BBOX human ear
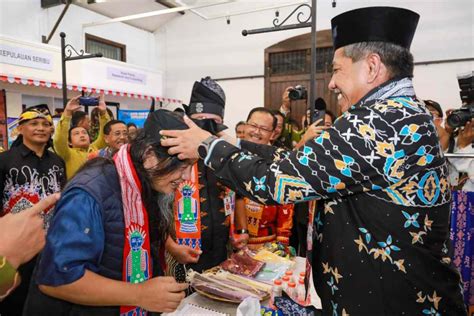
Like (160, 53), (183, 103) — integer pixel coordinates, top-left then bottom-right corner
(366, 53), (382, 83)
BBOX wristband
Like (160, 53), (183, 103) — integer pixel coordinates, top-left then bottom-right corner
(235, 229), (249, 235)
(0, 256), (21, 300)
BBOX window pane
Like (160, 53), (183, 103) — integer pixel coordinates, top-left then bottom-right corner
(270, 50), (308, 75)
(269, 47), (334, 75)
(86, 38), (123, 62)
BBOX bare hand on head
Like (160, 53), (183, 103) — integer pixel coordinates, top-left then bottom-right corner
(457, 118), (474, 149)
(0, 193), (60, 268)
(135, 276), (187, 313)
(160, 116), (212, 160)
(64, 95), (82, 117)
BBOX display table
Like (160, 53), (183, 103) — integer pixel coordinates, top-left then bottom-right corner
(165, 256), (321, 316)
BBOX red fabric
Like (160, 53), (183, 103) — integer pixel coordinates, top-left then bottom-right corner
(244, 198), (294, 245)
(114, 145), (151, 316)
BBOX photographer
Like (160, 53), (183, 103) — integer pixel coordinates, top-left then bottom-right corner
(53, 94), (110, 179)
(278, 86), (312, 149)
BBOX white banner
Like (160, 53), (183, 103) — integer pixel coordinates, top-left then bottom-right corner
(107, 66), (147, 85)
(0, 44), (53, 71)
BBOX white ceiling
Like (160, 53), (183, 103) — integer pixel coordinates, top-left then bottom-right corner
(74, 0), (180, 32)
(74, 0), (309, 32)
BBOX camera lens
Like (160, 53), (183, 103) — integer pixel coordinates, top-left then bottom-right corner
(447, 110), (470, 128)
(289, 89), (300, 100)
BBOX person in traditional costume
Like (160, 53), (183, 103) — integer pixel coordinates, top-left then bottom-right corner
(165, 77), (248, 282)
(234, 107), (294, 248)
(24, 109), (191, 315)
(0, 104), (66, 315)
(161, 7), (467, 315)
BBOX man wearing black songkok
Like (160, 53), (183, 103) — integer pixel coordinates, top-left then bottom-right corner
(162, 7), (467, 315)
(165, 77), (248, 282)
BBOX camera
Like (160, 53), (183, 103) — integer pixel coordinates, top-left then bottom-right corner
(288, 85), (307, 101)
(447, 104), (474, 128)
(447, 72), (474, 128)
(79, 96), (99, 106)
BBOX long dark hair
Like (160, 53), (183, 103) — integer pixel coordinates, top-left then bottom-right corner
(74, 129), (186, 247)
(129, 129), (186, 245)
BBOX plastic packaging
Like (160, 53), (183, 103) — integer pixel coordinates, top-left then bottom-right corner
(281, 276), (290, 292)
(285, 270), (294, 283)
(253, 262), (291, 283)
(287, 282), (296, 300)
(297, 278), (306, 304)
(269, 279), (283, 310)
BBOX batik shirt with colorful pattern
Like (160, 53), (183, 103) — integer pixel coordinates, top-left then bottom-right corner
(205, 77), (466, 315)
(0, 143), (66, 227)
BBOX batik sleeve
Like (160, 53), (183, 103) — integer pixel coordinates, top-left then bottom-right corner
(205, 105), (402, 205)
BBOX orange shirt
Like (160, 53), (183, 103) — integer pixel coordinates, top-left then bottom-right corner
(244, 197), (294, 246)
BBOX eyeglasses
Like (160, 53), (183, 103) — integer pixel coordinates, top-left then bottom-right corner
(111, 131), (128, 137)
(246, 122), (273, 134)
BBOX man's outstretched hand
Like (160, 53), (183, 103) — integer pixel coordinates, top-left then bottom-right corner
(160, 116), (211, 160)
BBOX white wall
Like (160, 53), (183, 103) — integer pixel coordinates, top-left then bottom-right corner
(157, 0), (474, 121)
(218, 77), (264, 135)
(0, 0), (156, 69)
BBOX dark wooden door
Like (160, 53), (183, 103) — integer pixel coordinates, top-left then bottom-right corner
(264, 30), (338, 125)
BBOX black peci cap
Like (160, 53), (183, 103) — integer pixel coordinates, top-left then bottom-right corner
(143, 109), (188, 143)
(331, 7), (420, 50)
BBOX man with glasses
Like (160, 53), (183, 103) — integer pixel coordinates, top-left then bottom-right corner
(244, 107), (276, 145)
(0, 104), (66, 315)
(235, 107), (294, 248)
(89, 120), (128, 159)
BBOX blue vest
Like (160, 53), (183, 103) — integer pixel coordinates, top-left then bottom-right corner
(24, 161), (160, 316)
(66, 162), (124, 281)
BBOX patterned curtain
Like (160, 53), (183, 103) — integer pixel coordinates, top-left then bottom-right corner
(450, 190), (474, 306)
